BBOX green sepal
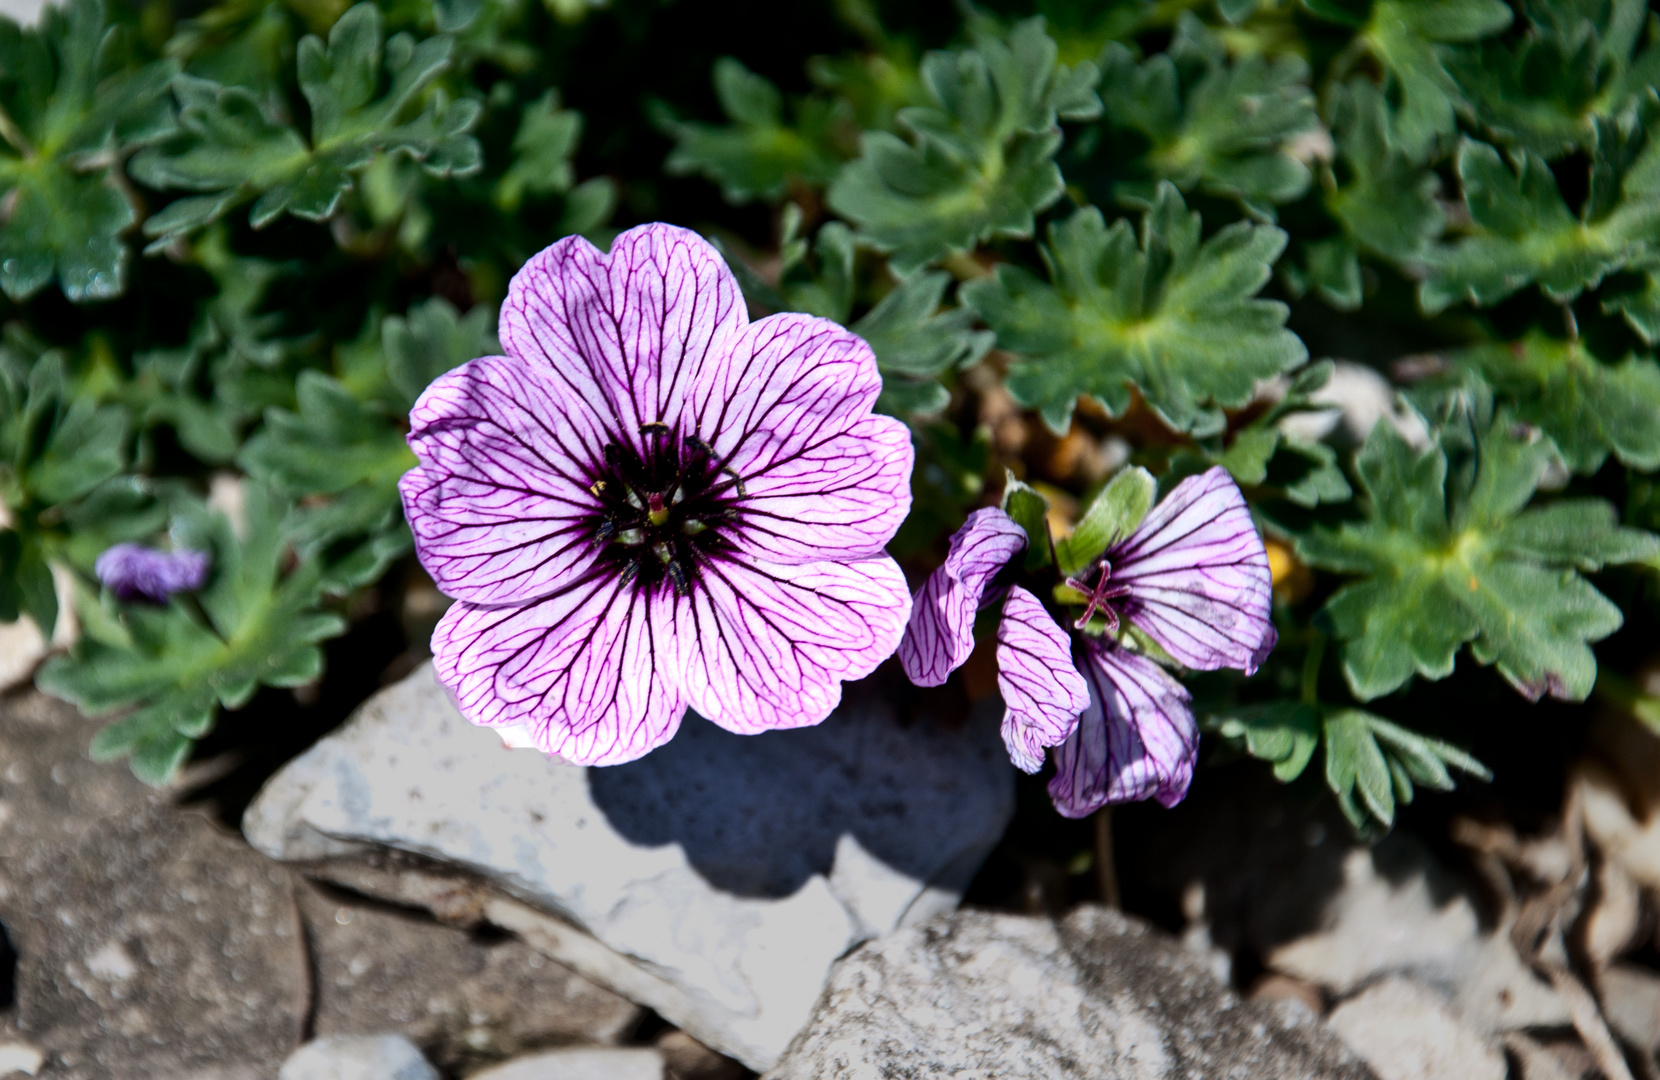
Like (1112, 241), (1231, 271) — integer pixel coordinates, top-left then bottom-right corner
(1055, 465), (1154, 576)
(1001, 470), (1052, 571)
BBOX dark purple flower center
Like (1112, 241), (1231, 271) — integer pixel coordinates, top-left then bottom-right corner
(585, 422), (743, 596)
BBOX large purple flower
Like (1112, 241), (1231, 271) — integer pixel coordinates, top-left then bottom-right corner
(899, 466), (1274, 814)
(95, 543), (211, 603)
(399, 224), (914, 766)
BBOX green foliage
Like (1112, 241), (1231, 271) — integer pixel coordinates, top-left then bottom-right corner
(1170, 360), (1353, 508)
(0, 0), (1653, 828)
(663, 58), (846, 204)
(1095, 14), (1319, 220)
(964, 184), (1305, 436)
(1297, 400), (1658, 703)
(1323, 79), (1445, 264)
(1448, 0), (1660, 157)
(1449, 334), (1660, 474)
(130, 2), (481, 246)
(1002, 469), (1053, 572)
(1304, 0), (1513, 159)
(37, 484), (361, 784)
(827, 17), (1101, 273)
(0, 0), (177, 301)
(1421, 124), (1660, 313)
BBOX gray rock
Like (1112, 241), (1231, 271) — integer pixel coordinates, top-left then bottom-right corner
(244, 664), (1013, 1071)
(765, 906), (1373, 1080)
(0, 691), (306, 1080)
(277, 1035), (436, 1080)
(467, 1047), (664, 1080)
(298, 880), (641, 1073)
(1325, 978), (1506, 1080)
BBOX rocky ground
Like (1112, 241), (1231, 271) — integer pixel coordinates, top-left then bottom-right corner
(2, 666), (1659, 1079)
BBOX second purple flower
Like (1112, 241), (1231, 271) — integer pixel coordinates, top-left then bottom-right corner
(898, 465), (1276, 816)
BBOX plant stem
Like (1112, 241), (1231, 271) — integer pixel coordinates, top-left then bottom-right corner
(1094, 807), (1120, 908)
(1301, 629), (1326, 705)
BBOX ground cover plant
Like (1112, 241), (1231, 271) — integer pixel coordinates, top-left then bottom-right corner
(3, 0), (1659, 857)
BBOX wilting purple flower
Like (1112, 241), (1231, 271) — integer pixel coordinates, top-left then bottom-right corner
(399, 223), (914, 766)
(95, 543), (211, 603)
(899, 465), (1274, 814)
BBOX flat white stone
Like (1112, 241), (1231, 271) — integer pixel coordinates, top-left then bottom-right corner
(277, 1035), (437, 1080)
(468, 1047), (664, 1080)
(245, 664), (1013, 1071)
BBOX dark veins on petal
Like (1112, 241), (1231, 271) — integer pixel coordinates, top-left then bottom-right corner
(587, 422), (744, 596)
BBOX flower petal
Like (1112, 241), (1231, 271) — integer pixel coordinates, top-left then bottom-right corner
(668, 553), (911, 735)
(1110, 466), (1277, 674)
(402, 353), (611, 606)
(995, 585), (1088, 773)
(432, 571), (687, 766)
(897, 507), (1028, 687)
(1048, 640), (1197, 817)
(499, 222), (747, 458)
(681, 312), (912, 562)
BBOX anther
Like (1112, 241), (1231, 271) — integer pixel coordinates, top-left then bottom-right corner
(721, 466), (747, 498)
(589, 480), (607, 496)
(639, 421), (670, 436)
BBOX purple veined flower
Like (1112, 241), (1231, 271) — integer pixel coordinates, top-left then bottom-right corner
(399, 222), (915, 766)
(94, 543), (211, 603)
(898, 465), (1275, 815)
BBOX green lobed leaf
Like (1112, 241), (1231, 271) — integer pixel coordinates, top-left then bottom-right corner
(857, 271), (992, 416)
(1096, 13), (1319, 221)
(664, 57), (847, 204)
(826, 17), (1101, 274)
(1215, 700), (1321, 782)
(1323, 79), (1445, 264)
(1323, 707), (1488, 830)
(1296, 406), (1659, 703)
(131, 3), (481, 246)
(964, 185), (1306, 436)
(1421, 121), (1660, 312)
(1451, 333), (1660, 474)
(1447, 0), (1660, 158)
(382, 296), (498, 410)
(0, 0), (178, 301)
(1305, 0), (1513, 160)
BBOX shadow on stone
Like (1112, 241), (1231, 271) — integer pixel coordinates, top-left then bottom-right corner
(589, 706), (1004, 899)
(0, 919), (15, 1011)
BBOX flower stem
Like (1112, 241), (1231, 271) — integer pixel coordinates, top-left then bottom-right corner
(1094, 807), (1119, 908)
(1300, 630), (1326, 706)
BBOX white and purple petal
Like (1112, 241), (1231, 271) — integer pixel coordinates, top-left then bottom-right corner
(897, 507), (1027, 687)
(1109, 466), (1277, 674)
(1048, 640), (1198, 816)
(668, 553), (911, 735)
(401, 353), (605, 606)
(688, 312), (913, 563)
(432, 572), (686, 766)
(499, 223), (747, 458)
(995, 585), (1089, 773)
